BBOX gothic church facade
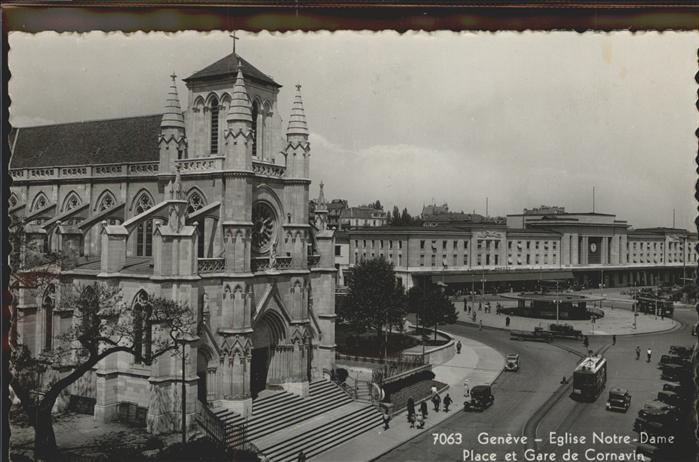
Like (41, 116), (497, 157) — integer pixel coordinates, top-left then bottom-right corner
(9, 53), (336, 433)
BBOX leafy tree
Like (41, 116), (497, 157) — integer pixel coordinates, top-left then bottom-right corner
(8, 213), (195, 458)
(339, 257), (405, 344)
(406, 281), (458, 340)
(373, 200), (383, 210)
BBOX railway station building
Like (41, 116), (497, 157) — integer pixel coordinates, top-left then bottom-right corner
(343, 210), (697, 292)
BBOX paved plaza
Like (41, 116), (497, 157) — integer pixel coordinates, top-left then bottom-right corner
(313, 334), (505, 461)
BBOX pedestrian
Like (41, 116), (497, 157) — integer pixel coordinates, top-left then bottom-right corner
(408, 412), (416, 428)
(443, 394), (453, 412)
(583, 336), (589, 349)
(420, 400), (428, 419)
(432, 393), (441, 412)
(647, 348), (652, 363)
(382, 408), (391, 430)
(505, 316), (511, 327)
(560, 376), (568, 384)
(472, 312), (477, 322)
(479, 320), (483, 331)
(478, 302), (482, 311)
(407, 397), (415, 420)
(635, 346), (641, 360)
(612, 335), (616, 346)
(416, 412), (425, 429)
(467, 304), (471, 314)
(297, 451), (306, 462)
(456, 340), (462, 354)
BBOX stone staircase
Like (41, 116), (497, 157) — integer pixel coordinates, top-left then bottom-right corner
(211, 380), (382, 459)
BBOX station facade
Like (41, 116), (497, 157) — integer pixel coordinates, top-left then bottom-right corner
(9, 53), (336, 433)
(343, 211), (697, 291)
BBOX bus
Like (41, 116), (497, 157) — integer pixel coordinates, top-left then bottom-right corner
(634, 296), (674, 318)
(572, 355), (607, 401)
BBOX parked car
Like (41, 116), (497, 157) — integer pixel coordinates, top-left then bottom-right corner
(662, 382), (685, 395)
(660, 364), (691, 383)
(464, 385), (494, 412)
(637, 401), (680, 427)
(635, 443), (668, 462)
(606, 388), (631, 412)
(668, 345), (693, 357)
(658, 354), (690, 368)
(505, 354), (520, 372)
(656, 390), (685, 407)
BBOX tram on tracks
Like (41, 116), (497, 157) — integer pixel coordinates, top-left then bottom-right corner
(571, 355), (607, 401)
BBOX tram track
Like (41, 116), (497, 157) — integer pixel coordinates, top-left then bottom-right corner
(521, 342), (613, 450)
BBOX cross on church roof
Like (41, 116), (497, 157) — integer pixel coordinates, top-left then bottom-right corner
(170, 72), (177, 81)
(296, 83), (302, 91)
(230, 32), (239, 55)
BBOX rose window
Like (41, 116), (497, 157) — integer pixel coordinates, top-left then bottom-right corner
(251, 202), (277, 253)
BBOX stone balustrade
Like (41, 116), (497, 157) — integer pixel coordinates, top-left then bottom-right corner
(10, 161), (160, 182)
(197, 258), (225, 274)
(252, 160), (286, 178)
(251, 256), (292, 273)
(175, 156), (223, 173)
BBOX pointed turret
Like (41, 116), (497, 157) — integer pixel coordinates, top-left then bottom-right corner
(287, 84), (309, 138)
(317, 181), (327, 206)
(159, 73), (187, 174)
(227, 62), (253, 124)
(161, 73), (185, 130)
(314, 181), (328, 231)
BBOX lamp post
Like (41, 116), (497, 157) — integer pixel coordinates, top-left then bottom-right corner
(181, 340), (187, 445)
(555, 280), (560, 322)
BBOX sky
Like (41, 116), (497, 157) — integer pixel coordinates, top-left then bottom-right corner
(8, 31), (698, 230)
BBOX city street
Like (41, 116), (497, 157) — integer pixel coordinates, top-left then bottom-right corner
(376, 306), (695, 462)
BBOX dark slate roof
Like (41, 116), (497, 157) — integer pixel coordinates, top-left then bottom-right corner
(10, 114), (161, 168)
(184, 53), (281, 88)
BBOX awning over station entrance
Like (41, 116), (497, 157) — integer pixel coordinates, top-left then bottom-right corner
(427, 270), (574, 284)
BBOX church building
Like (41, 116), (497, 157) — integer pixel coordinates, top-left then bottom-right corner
(9, 51), (337, 434)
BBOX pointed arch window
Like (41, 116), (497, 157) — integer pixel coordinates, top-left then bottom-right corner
(134, 192), (154, 257)
(31, 192), (49, 212)
(251, 100), (259, 157)
(210, 97), (219, 154)
(43, 284), (56, 351)
(62, 191), (82, 212)
(187, 190), (206, 258)
(132, 291), (152, 364)
(96, 191), (116, 212)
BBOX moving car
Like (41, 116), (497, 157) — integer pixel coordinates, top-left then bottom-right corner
(606, 388), (631, 412)
(464, 385), (494, 412)
(505, 354), (520, 372)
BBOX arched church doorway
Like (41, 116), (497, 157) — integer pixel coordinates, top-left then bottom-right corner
(250, 311), (286, 398)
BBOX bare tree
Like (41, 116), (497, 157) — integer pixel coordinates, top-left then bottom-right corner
(8, 214), (195, 458)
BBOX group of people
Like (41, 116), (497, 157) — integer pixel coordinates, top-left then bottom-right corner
(405, 391), (453, 429)
(635, 346), (652, 362)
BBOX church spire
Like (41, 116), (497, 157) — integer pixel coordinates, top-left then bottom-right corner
(161, 72), (185, 130)
(287, 83), (309, 137)
(318, 181), (326, 206)
(227, 62), (253, 124)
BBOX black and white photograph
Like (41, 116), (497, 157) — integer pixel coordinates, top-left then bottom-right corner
(6, 30), (699, 462)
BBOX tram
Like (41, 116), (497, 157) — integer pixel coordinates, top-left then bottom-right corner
(571, 355), (607, 401)
(634, 296), (674, 318)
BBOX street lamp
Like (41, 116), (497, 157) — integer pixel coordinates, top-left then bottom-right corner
(555, 280), (560, 322)
(181, 341), (187, 445)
